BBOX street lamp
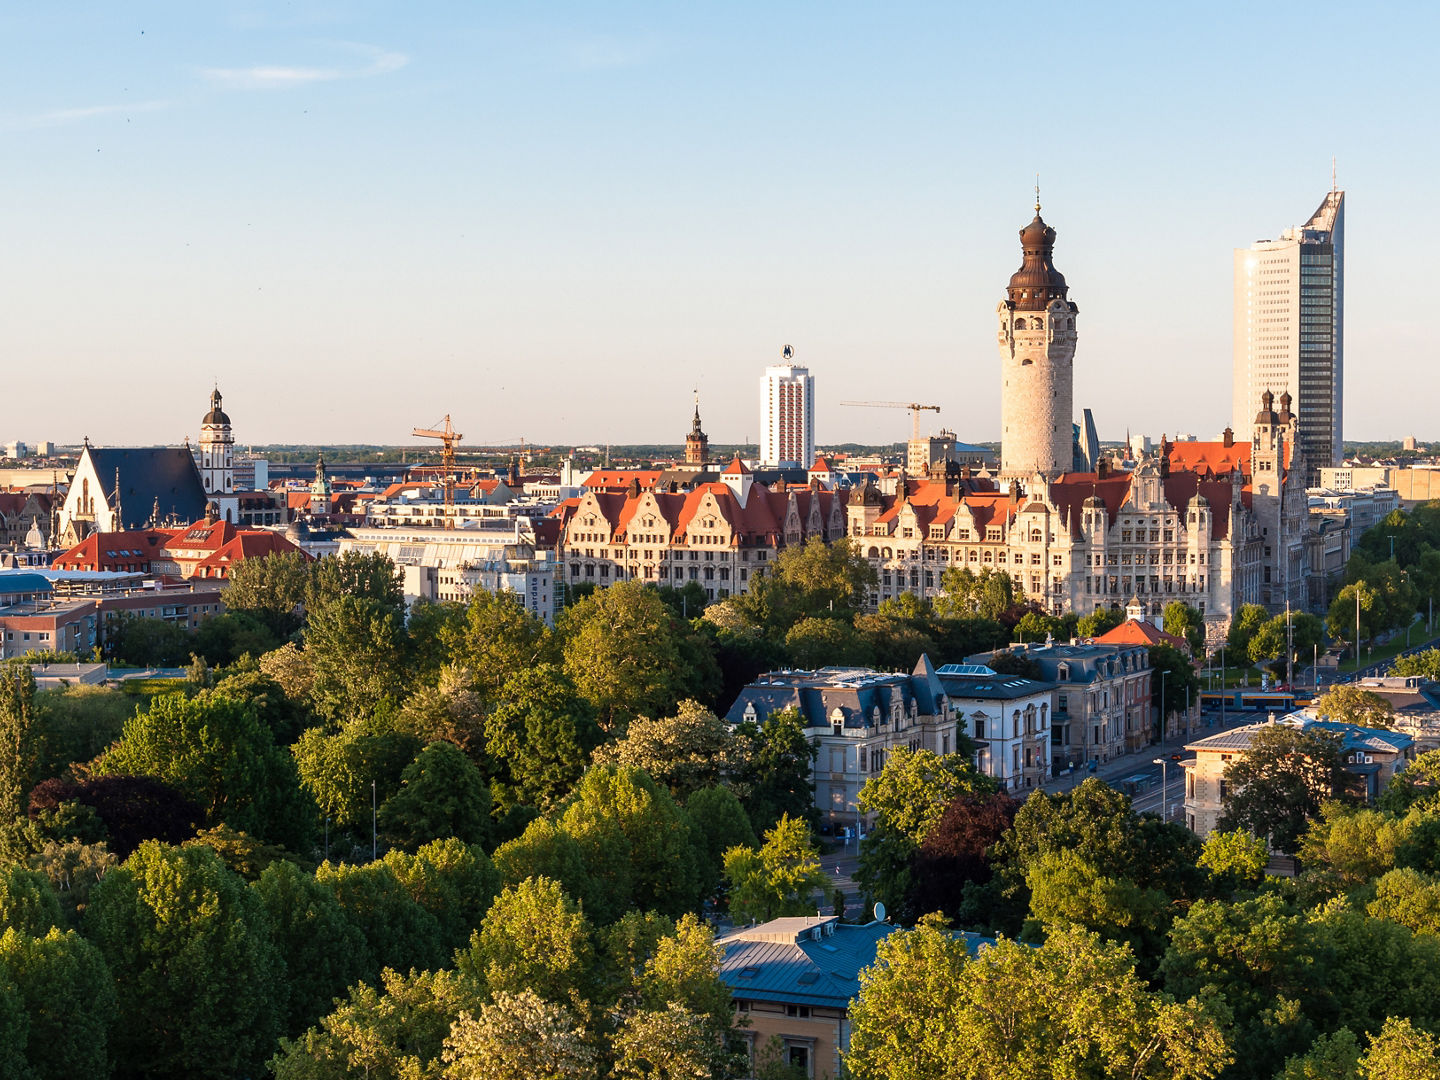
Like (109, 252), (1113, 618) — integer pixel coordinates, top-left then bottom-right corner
(1158, 669), (1168, 742)
(1152, 757), (1169, 821)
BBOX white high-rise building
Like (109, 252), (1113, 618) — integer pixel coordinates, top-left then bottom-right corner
(759, 347), (814, 468)
(1233, 189), (1345, 484)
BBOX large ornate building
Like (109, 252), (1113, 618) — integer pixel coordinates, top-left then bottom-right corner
(847, 392), (1306, 630)
(551, 456), (848, 603)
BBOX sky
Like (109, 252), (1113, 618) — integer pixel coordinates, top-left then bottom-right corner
(1, 2), (1436, 450)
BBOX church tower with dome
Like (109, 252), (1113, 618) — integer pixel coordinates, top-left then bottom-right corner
(997, 197), (1079, 479)
(198, 388), (239, 523)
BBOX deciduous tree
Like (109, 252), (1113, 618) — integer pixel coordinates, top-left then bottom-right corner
(378, 741), (492, 851)
(441, 991), (599, 1080)
(1216, 724), (1349, 853)
(594, 699), (743, 800)
(0, 925), (118, 1080)
(84, 841), (282, 1079)
(724, 813), (828, 923)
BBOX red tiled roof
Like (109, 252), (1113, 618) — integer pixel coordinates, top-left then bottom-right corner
(1095, 618), (1190, 653)
(721, 456), (751, 476)
(583, 470), (664, 490)
(53, 529), (179, 572)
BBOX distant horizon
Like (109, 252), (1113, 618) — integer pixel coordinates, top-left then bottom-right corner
(3, 5), (1435, 447)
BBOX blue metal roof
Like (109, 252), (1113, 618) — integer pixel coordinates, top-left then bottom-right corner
(0, 572), (53, 595)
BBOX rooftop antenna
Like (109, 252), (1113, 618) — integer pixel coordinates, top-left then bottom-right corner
(1331, 156), (1337, 194)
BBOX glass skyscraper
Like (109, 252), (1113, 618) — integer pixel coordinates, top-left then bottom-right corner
(1232, 189), (1345, 484)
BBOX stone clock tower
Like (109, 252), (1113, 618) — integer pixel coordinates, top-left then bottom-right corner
(998, 201), (1078, 478)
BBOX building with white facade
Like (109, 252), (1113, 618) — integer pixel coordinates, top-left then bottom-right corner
(338, 522), (556, 624)
(1233, 189), (1345, 483)
(935, 663), (1054, 791)
(760, 347), (814, 469)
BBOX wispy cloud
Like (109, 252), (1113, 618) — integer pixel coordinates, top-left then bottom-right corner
(199, 42), (408, 90)
(0, 99), (170, 132)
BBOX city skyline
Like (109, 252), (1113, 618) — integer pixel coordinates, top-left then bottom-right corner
(2, 3), (1436, 446)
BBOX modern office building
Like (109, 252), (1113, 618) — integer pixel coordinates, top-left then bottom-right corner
(760, 346), (814, 468)
(1233, 189), (1345, 483)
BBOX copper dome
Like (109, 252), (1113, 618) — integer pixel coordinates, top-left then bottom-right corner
(1006, 212), (1068, 312)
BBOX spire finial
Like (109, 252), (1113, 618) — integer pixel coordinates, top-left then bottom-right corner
(1035, 174), (1041, 215)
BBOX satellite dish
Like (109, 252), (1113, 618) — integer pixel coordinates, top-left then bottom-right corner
(873, 901), (887, 923)
(782, 344), (794, 360)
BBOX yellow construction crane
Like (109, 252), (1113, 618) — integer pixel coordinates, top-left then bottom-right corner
(839, 400), (942, 441)
(412, 415), (464, 527)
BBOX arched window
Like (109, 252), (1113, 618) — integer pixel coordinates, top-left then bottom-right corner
(1014, 317), (1027, 330)
(1057, 663), (1070, 681)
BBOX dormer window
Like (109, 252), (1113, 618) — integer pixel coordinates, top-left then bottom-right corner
(1057, 663), (1070, 681)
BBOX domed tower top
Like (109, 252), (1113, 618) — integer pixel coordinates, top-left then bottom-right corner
(203, 387), (230, 427)
(1255, 389), (1278, 426)
(1006, 197), (1069, 312)
(685, 392), (709, 466)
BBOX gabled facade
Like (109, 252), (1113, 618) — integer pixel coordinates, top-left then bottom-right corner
(552, 462), (848, 603)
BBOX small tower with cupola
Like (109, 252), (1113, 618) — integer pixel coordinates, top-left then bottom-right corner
(199, 388), (235, 498)
(685, 395), (709, 466)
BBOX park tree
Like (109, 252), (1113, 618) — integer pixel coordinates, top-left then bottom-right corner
(291, 715), (420, 827)
(381, 838), (500, 956)
(731, 707), (816, 835)
(442, 589), (556, 702)
(1362, 1016), (1440, 1079)
(611, 1003), (745, 1080)
(1217, 724), (1349, 852)
(1228, 603), (1272, 660)
(0, 925), (118, 1080)
(457, 875), (595, 1010)
(377, 741), (492, 851)
(222, 549), (313, 637)
(988, 648), (1044, 679)
(0, 866), (61, 936)
(211, 668), (314, 747)
(30, 683), (133, 782)
(736, 536), (876, 633)
(25, 839), (114, 923)
(271, 967), (474, 1080)
(1077, 605), (1125, 638)
(594, 699), (744, 800)
(252, 858), (369, 1037)
(1393, 647), (1440, 682)
(684, 785), (757, 902)
(1381, 749), (1440, 814)
(907, 790), (1021, 923)
(847, 921), (1230, 1080)
(935, 565), (1019, 621)
(84, 841), (282, 1078)
(1197, 828), (1270, 891)
(724, 813), (829, 923)
(304, 590), (410, 723)
(1161, 894), (1327, 1080)
(1249, 612), (1326, 678)
(485, 663), (600, 813)
(1162, 601), (1206, 654)
(1315, 685), (1396, 728)
(1367, 868), (1440, 937)
(91, 689), (314, 850)
(1023, 847), (1171, 962)
(190, 611), (282, 667)
(396, 664), (488, 758)
(28, 774), (201, 859)
(441, 991), (599, 1080)
(635, 913), (733, 1027)
(1014, 609), (1064, 644)
(989, 778), (1205, 933)
(856, 612), (940, 672)
(0, 665), (38, 857)
(491, 819), (595, 910)
(560, 581), (719, 729)
(784, 615), (876, 668)
(314, 860), (445, 986)
(856, 748), (996, 915)
(559, 764), (700, 922)
(103, 613), (192, 666)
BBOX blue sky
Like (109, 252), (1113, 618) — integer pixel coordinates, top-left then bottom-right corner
(1, 2), (1433, 448)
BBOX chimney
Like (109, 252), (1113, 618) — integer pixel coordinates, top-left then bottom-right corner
(1097, 458), (1110, 479)
(1223, 426), (1234, 448)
